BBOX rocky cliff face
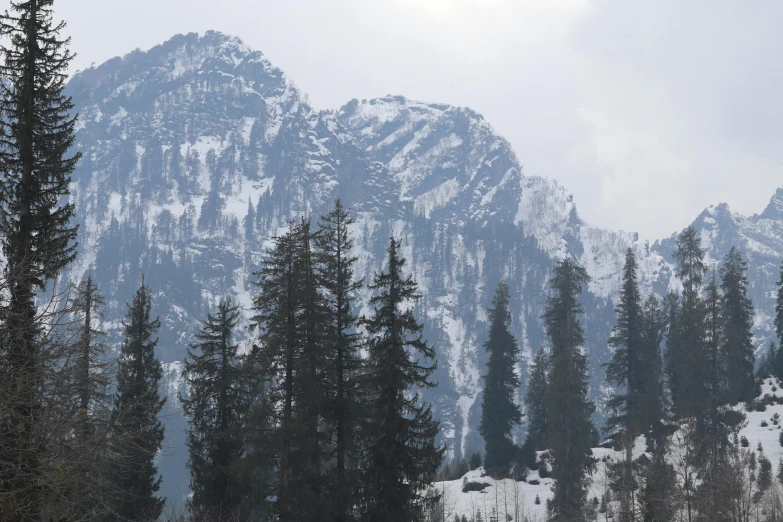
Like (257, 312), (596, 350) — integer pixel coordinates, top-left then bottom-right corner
(63, 31), (783, 503)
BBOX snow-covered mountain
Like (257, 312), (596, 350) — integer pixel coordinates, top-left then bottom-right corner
(63, 31), (783, 503)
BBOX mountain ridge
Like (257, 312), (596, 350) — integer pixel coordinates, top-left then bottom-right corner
(63, 30), (783, 504)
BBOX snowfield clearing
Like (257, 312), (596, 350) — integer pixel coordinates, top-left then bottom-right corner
(433, 377), (783, 522)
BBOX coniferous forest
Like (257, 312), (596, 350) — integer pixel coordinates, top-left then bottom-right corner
(6, 2), (783, 522)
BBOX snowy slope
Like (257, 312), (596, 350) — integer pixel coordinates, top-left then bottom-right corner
(436, 378), (783, 522)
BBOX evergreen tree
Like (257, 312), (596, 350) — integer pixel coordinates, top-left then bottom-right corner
(72, 276), (110, 445)
(479, 281), (522, 477)
(669, 227), (708, 419)
(106, 280), (166, 521)
(638, 295), (666, 444)
(639, 443), (677, 522)
(758, 342), (777, 379)
(544, 259), (595, 521)
(71, 276), (112, 518)
(361, 237), (444, 522)
(695, 268), (746, 515)
(700, 270), (725, 469)
(662, 291), (680, 414)
(297, 219), (328, 517)
(605, 248), (645, 438)
(315, 200), (365, 522)
(0, 1), (79, 518)
(181, 298), (248, 518)
(777, 260), (783, 344)
(249, 220), (327, 521)
(774, 261), (783, 382)
(720, 247), (755, 404)
(244, 198), (255, 243)
(524, 348), (550, 453)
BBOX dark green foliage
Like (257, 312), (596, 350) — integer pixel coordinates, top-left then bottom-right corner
(0, 0), (79, 288)
(249, 219), (328, 522)
(543, 259), (595, 521)
(701, 271), (723, 451)
(639, 295), (666, 445)
(523, 348), (549, 463)
(70, 276), (112, 519)
(758, 342), (778, 379)
(667, 227), (708, 419)
(315, 200), (365, 521)
(774, 263), (783, 383)
(462, 481), (491, 493)
(469, 451), (483, 471)
(639, 446), (677, 522)
(759, 453), (773, 493)
(777, 261), (783, 344)
(72, 276), (111, 444)
(0, 1), (79, 518)
(244, 199), (255, 242)
(106, 281), (166, 521)
(361, 237), (444, 522)
(479, 281), (522, 477)
(720, 247), (756, 404)
(774, 343), (783, 384)
(605, 256), (668, 522)
(181, 298), (248, 518)
(605, 249), (645, 438)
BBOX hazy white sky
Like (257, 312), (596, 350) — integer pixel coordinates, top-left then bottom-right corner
(53, 0), (783, 239)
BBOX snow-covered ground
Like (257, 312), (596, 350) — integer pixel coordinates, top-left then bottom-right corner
(433, 377), (783, 521)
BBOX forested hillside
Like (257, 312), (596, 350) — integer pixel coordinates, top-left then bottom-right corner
(4, 3), (783, 520)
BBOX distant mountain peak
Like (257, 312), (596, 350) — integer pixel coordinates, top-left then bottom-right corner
(760, 187), (783, 220)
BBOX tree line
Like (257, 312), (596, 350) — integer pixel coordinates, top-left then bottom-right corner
(477, 226), (783, 521)
(0, 2), (446, 521)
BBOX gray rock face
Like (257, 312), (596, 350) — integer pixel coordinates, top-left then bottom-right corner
(64, 31), (783, 503)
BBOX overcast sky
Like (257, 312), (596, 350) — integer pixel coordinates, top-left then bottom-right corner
(54, 0), (783, 239)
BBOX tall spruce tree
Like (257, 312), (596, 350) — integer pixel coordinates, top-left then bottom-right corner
(694, 269), (745, 517)
(249, 220), (327, 522)
(700, 270), (724, 467)
(106, 280), (166, 521)
(182, 297), (248, 518)
(524, 348), (549, 453)
(774, 261), (783, 383)
(244, 199), (255, 243)
(479, 281), (522, 477)
(544, 259), (595, 521)
(758, 342), (777, 379)
(605, 248), (645, 438)
(638, 294), (665, 444)
(297, 219), (327, 516)
(72, 276), (110, 445)
(669, 226), (708, 419)
(720, 247), (755, 404)
(361, 237), (444, 522)
(315, 199), (365, 522)
(662, 291), (680, 415)
(777, 261), (783, 345)
(637, 297), (675, 522)
(0, 1), (79, 518)
(70, 276), (112, 520)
